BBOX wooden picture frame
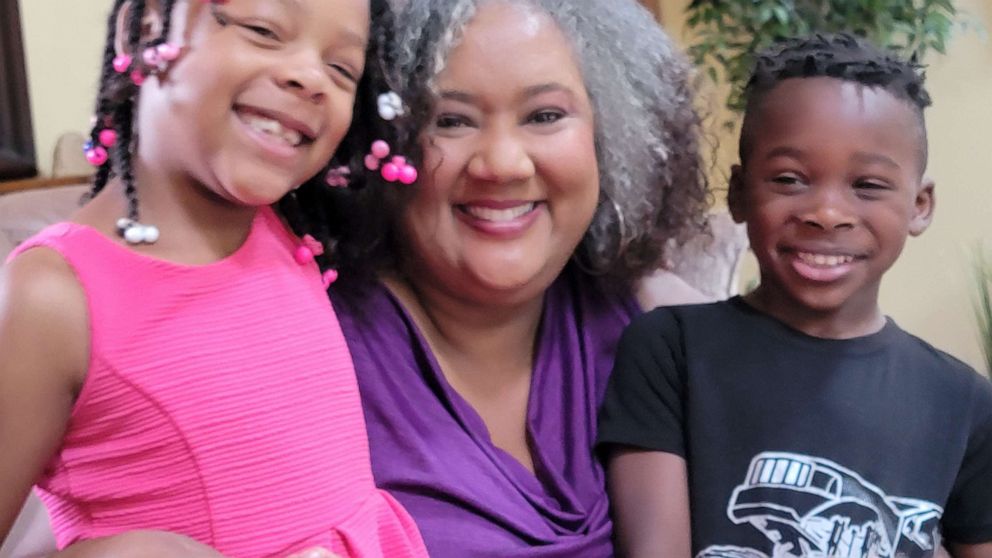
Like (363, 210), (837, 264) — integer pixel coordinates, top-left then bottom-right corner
(0, 1), (38, 180)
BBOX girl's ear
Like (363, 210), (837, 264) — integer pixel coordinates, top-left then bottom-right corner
(115, 0), (166, 56)
(728, 164), (747, 224)
(909, 178), (936, 237)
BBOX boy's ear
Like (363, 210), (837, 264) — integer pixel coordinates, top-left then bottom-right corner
(115, 0), (166, 57)
(728, 164), (746, 224)
(909, 178), (936, 237)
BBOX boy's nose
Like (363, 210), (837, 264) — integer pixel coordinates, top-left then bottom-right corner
(799, 190), (856, 231)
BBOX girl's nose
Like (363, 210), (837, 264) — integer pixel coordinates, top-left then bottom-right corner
(274, 51), (327, 104)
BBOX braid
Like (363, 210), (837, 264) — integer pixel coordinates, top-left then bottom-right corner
(88, 0), (177, 224)
(277, 0), (398, 272)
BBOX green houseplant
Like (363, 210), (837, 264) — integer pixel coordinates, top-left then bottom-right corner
(685, 0), (960, 113)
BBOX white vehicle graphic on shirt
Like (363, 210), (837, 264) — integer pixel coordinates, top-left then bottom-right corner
(696, 452), (943, 558)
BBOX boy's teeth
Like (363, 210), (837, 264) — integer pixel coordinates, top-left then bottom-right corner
(796, 252), (855, 267)
(464, 203), (535, 222)
(242, 112), (303, 147)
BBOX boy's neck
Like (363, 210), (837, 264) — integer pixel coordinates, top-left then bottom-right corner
(743, 286), (887, 340)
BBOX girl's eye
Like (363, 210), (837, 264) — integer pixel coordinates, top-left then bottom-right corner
(242, 24), (279, 41)
(529, 110), (564, 125)
(328, 64), (357, 83)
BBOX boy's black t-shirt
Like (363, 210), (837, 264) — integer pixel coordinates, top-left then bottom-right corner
(597, 297), (992, 557)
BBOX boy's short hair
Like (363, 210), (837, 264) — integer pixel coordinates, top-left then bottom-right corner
(739, 33), (932, 169)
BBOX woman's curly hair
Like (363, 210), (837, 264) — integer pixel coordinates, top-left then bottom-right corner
(330, 0), (710, 284)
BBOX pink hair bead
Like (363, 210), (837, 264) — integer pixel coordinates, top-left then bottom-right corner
(364, 154), (380, 171)
(85, 147), (109, 166)
(112, 54), (132, 73)
(294, 245), (315, 265)
(130, 70), (146, 86)
(381, 163), (400, 182)
(142, 47), (161, 67)
(371, 140), (390, 159)
(156, 43), (181, 62)
(398, 165), (418, 185)
(391, 156), (407, 166)
(322, 269), (339, 288)
(98, 129), (118, 148)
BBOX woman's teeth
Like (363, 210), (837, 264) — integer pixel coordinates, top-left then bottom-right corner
(241, 112), (303, 147)
(796, 252), (856, 267)
(463, 203), (535, 222)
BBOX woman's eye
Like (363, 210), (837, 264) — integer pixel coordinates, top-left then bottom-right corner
(435, 114), (470, 129)
(529, 110), (564, 125)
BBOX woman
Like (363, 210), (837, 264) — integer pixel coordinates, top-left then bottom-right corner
(3, 0), (709, 556)
(325, 0), (709, 555)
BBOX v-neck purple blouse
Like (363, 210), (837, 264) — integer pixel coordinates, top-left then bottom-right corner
(329, 265), (640, 557)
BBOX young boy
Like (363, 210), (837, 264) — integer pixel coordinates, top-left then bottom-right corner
(597, 34), (992, 558)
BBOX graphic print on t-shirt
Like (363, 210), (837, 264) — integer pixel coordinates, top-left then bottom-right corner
(696, 452), (942, 558)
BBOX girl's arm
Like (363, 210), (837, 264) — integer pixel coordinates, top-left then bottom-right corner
(0, 249), (88, 540)
(607, 447), (691, 558)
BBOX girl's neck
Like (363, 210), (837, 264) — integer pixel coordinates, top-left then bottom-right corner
(78, 170), (258, 266)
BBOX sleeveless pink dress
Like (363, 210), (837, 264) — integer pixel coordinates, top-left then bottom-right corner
(10, 207), (427, 558)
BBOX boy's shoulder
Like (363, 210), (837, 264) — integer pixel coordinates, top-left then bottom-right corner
(628, 297), (758, 340)
(891, 323), (992, 395)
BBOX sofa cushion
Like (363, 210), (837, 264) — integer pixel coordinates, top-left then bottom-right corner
(0, 184), (89, 261)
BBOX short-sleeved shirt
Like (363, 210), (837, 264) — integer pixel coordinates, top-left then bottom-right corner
(598, 297), (992, 557)
(330, 265), (640, 557)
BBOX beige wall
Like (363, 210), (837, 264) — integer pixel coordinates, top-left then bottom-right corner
(18, 0), (115, 175)
(659, 0), (992, 372)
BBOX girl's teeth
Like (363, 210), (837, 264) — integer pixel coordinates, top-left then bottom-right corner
(242, 113), (303, 147)
(464, 203), (535, 222)
(797, 252), (854, 267)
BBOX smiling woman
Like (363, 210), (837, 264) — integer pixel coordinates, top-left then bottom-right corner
(319, 0), (710, 555)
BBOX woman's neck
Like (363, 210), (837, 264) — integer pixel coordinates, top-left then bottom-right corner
(382, 273), (545, 382)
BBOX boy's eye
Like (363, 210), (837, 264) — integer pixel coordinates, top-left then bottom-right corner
(771, 174), (802, 186)
(855, 180), (889, 190)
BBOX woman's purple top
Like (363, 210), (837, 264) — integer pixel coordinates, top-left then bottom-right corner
(329, 265), (640, 557)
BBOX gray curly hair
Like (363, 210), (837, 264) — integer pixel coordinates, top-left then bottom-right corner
(333, 0), (709, 283)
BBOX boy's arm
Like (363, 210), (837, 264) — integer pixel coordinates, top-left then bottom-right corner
(0, 250), (87, 541)
(597, 309), (691, 556)
(607, 448), (690, 558)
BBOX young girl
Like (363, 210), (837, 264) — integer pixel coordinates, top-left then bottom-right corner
(0, 1), (427, 557)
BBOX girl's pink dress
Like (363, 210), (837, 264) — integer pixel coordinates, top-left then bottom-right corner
(10, 207), (427, 558)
